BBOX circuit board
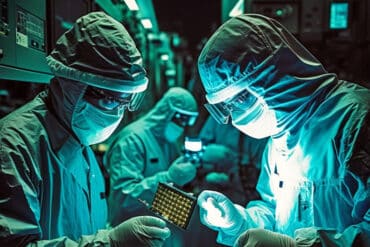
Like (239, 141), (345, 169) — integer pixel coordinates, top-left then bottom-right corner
(150, 182), (197, 229)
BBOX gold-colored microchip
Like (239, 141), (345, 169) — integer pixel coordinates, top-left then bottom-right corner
(149, 183), (196, 229)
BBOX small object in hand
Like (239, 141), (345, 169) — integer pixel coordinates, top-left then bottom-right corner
(144, 182), (197, 229)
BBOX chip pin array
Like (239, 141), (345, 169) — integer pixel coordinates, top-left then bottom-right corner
(150, 183), (196, 229)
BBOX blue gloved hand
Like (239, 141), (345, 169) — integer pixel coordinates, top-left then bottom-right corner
(205, 172), (229, 185)
(234, 228), (296, 247)
(167, 156), (197, 186)
(197, 190), (246, 234)
(109, 216), (171, 247)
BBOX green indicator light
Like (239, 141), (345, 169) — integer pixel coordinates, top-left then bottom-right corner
(61, 21), (73, 30)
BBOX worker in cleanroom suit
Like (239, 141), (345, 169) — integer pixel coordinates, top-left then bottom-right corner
(0, 12), (170, 246)
(196, 14), (370, 246)
(105, 87), (199, 225)
(104, 87), (198, 246)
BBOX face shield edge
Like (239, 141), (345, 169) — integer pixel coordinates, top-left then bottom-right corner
(205, 77), (251, 104)
(47, 56), (148, 93)
(203, 50), (279, 104)
(171, 105), (199, 117)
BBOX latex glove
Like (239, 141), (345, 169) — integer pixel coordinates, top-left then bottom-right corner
(197, 190), (245, 233)
(109, 216), (171, 247)
(205, 172), (229, 185)
(234, 228), (297, 247)
(202, 144), (238, 172)
(294, 227), (321, 246)
(167, 156), (197, 186)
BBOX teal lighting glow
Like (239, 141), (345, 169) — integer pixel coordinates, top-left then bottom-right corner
(61, 21), (73, 30)
(329, 2), (349, 29)
(160, 54), (169, 61)
(229, 0), (245, 17)
(124, 0), (139, 11)
(140, 19), (153, 29)
(276, 9), (283, 17)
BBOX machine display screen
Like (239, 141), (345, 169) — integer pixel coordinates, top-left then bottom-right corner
(329, 2), (349, 29)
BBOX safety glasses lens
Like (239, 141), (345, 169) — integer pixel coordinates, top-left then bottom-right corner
(172, 112), (197, 127)
(84, 86), (144, 111)
(127, 92), (145, 112)
(224, 90), (257, 111)
(204, 103), (230, 124)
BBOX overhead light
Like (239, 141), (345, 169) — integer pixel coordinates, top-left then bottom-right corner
(141, 19), (153, 29)
(124, 0), (139, 11)
(160, 54), (169, 61)
(229, 0), (244, 17)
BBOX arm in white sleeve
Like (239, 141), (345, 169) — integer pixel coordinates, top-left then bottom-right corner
(215, 146), (277, 245)
(303, 113), (370, 247)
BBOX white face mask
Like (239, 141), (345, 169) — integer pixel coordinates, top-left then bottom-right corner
(72, 100), (124, 145)
(232, 99), (278, 139)
(164, 121), (184, 143)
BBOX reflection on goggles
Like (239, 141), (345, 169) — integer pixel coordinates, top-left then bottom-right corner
(204, 90), (258, 124)
(84, 86), (145, 111)
(171, 112), (197, 127)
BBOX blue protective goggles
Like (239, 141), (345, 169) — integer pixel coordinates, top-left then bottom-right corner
(204, 89), (258, 124)
(84, 86), (144, 111)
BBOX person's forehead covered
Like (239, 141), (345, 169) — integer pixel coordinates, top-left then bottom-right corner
(197, 14), (277, 99)
(165, 87), (198, 113)
(46, 11), (148, 94)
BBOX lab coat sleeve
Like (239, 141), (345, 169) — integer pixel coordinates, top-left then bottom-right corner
(311, 115), (370, 247)
(330, 182), (370, 245)
(242, 143), (276, 231)
(215, 145), (276, 245)
(293, 219), (370, 246)
(106, 134), (169, 212)
(0, 140), (112, 246)
(313, 221), (370, 247)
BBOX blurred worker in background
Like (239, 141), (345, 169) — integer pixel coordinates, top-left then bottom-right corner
(104, 86), (198, 246)
(196, 14), (370, 246)
(0, 12), (170, 246)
